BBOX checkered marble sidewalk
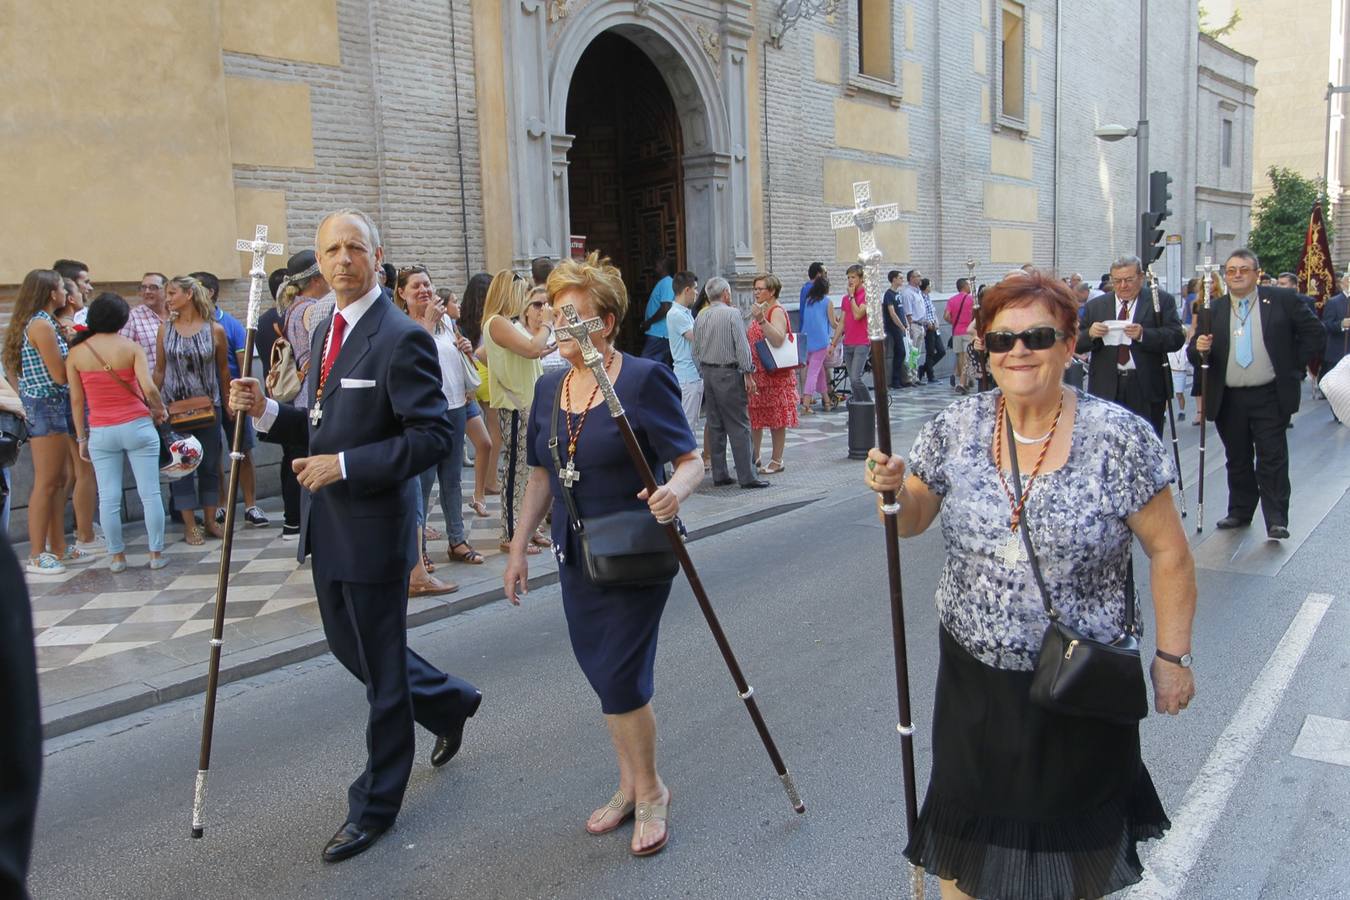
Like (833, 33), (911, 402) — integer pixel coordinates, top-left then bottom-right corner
(23, 382), (962, 720)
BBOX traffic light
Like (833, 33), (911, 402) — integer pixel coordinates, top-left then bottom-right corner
(1142, 211), (1166, 264)
(1149, 170), (1173, 223)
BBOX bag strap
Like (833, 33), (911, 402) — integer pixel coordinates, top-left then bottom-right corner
(549, 374), (585, 533)
(1004, 407), (1136, 633)
(83, 342), (151, 415)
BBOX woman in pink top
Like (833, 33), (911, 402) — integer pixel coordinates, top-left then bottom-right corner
(66, 294), (168, 572)
(944, 277), (977, 393)
(839, 264), (872, 402)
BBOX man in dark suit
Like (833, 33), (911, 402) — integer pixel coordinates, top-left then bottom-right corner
(1188, 248), (1325, 540)
(230, 209), (480, 862)
(1076, 254), (1185, 435)
(0, 534), (40, 899)
(1320, 284), (1349, 373)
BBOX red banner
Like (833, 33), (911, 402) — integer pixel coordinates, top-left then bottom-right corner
(1296, 200), (1336, 311)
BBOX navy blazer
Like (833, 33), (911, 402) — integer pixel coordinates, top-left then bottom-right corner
(1074, 285), (1185, 404)
(1323, 292), (1349, 369)
(1185, 285), (1325, 421)
(261, 292), (453, 583)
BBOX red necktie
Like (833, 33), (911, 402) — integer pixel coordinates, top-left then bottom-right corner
(1117, 301), (1130, 366)
(322, 313), (347, 382)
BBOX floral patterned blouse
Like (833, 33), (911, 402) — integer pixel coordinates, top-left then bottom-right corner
(907, 389), (1175, 671)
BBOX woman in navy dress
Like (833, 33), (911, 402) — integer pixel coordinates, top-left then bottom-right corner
(503, 253), (701, 858)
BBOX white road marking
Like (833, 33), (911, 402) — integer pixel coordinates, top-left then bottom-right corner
(1126, 592), (1334, 900)
(1291, 715), (1350, 768)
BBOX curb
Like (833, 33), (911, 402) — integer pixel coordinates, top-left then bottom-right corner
(40, 497), (819, 739)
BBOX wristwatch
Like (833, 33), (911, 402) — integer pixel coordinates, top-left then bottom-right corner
(1155, 648), (1193, 668)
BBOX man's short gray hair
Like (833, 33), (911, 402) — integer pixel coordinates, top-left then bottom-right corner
(315, 208), (383, 251)
(1110, 254), (1144, 274)
(705, 276), (731, 303)
(1227, 247), (1260, 271)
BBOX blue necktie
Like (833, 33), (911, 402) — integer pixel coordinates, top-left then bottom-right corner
(1235, 298), (1253, 368)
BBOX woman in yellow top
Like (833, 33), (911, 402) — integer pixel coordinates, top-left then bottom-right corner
(481, 271), (551, 553)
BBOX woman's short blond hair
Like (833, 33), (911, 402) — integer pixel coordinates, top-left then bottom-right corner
(546, 252), (628, 340)
(755, 273), (782, 299)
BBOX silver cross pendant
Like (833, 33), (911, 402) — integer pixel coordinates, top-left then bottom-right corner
(996, 533), (1025, 566)
(309, 406), (323, 427)
(560, 460), (581, 487)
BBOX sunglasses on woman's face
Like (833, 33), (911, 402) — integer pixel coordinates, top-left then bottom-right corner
(983, 326), (1064, 353)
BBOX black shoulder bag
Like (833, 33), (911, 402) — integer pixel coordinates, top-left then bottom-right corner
(1006, 412), (1149, 724)
(549, 376), (681, 588)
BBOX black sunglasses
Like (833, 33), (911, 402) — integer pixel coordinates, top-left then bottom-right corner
(984, 326), (1064, 353)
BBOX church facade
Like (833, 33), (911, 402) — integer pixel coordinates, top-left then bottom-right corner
(3, 0), (1250, 319)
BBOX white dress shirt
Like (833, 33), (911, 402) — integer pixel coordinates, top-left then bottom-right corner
(254, 285), (382, 479)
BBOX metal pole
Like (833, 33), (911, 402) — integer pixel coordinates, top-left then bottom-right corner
(1327, 83), (1336, 200)
(1136, 0), (1150, 262)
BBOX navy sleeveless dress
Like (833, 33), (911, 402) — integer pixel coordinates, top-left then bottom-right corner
(527, 356), (697, 714)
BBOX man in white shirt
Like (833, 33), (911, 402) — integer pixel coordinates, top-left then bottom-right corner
(665, 271), (701, 431)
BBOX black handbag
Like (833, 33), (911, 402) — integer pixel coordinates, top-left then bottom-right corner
(0, 410), (27, 469)
(1005, 412), (1149, 724)
(549, 376), (681, 588)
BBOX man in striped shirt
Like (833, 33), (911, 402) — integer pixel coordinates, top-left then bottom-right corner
(691, 277), (769, 489)
(120, 272), (169, 371)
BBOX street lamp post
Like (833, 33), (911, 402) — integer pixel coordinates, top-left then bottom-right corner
(1094, 1), (1150, 262)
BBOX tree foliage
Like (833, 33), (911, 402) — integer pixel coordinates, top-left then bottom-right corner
(1247, 167), (1331, 275)
(1199, 4), (1242, 38)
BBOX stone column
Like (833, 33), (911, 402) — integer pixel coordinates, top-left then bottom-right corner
(507, 0), (561, 269)
(720, 11), (758, 276)
(551, 132), (575, 259)
(684, 151), (732, 285)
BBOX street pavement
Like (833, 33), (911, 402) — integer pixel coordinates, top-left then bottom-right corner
(25, 380), (1350, 899)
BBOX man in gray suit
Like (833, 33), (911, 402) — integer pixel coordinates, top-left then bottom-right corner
(691, 277), (769, 489)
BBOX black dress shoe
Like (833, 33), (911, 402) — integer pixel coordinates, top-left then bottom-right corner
(712, 478), (736, 487)
(1215, 516), (1252, 530)
(1266, 525), (1290, 540)
(432, 692), (482, 767)
(322, 822), (386, 863)
(740, 479), (771, 489)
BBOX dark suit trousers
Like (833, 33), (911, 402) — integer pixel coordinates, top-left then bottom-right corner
(313, 573), (479, 829)
(1112, 370), (1166, 437)
(702, 365), (757, 484)
(1215, 383), (1290, 526)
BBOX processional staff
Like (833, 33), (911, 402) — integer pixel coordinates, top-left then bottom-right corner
(965, 258), (990, 392)
(830, 182), (924, 898)
(191, 225), (284, 839)
(554, 304), (806, 816)
(1194, 258), (1214, 535)
(1146, 266), (1186, 518)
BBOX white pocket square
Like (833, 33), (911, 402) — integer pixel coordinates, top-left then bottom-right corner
(340, 378), (377, 389)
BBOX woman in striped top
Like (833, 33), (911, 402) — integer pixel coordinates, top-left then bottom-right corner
(154, 276), (232, 545)
(2, 270), (80, 574)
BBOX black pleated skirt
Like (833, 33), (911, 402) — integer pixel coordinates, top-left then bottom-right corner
(903, 627), (1170, 900)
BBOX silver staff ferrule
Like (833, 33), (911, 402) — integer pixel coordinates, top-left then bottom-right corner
(738, 685), (755, 700)
(896, 721), (914, 736)
(780, 771), (805, 813)
(880, 501), (901, 516)
(191, 769), (209, 833)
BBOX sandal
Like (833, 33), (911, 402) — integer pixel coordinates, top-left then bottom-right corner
(757, 459), (785, 475)
(424, 525), (445, 541)
(423, 550), (437, 573)
(586, 790), (636, 835)
(469, 498), (489, 518)
(631, 788), (671, 857)
(448, 542), (485, 565)
(502, 541), (542, 556)
(530, 531), (552, 548)
(184, 527), (204, 546)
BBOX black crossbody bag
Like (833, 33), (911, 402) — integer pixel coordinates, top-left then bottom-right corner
(1005, 413), (1149, 724)
(549, 376), (681, 588)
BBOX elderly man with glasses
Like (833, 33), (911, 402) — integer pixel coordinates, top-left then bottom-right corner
(1188, 248), (1325, 540)
(119, 272), (170, 371)
(1076, 254), (1185, 436)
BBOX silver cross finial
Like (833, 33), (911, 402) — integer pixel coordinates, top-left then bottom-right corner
(830, 180), (900, 342)
(235, 224), (284, 330)
(557, 303), (623, 416)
